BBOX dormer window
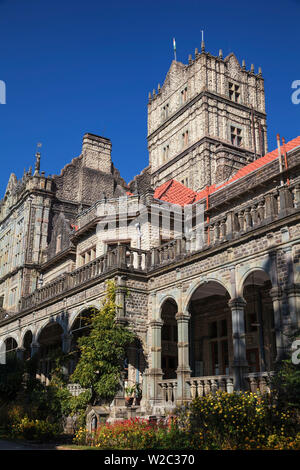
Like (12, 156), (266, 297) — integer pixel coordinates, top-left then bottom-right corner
(229, 82), (240, 103)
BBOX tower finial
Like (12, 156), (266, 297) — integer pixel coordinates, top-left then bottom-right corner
(34, 143), (42, 176)
(251, 63), (255, 73)
(242, 59), (246, 70)
(201, 30), (205, 52)
(34, 152), (41, 175)
(219, 49), (223, 59)
(258, 66), (262, 76)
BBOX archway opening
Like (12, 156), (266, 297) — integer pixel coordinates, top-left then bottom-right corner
(38, 322), (64, 384)
(23, 330), (33, 361)
(189, 281), (231, 377)
(243, 270), (276, 372)
(124, 338), (147, 404)
(69, 308), (95, 374)
(161, 299), (178, 379)
(5, 337), (18, 363)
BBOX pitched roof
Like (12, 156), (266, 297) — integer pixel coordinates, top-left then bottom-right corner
(154, 136), (300, 206)
(154, 179), (197, 206)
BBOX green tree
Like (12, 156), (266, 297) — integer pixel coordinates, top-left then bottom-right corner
(271, 330), (300, 424)
(71, 280), (135, 406)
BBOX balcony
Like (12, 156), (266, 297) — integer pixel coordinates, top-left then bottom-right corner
(149, 181), (300, 271)
(20, 245), (149, 311)
(158, 372), (274, 407)
(17, 181), (300, 313)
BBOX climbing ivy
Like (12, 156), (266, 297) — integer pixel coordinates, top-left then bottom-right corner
(71, 280), (135, 406)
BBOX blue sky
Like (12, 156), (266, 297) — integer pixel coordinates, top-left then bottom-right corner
(0, 0), (299, 194)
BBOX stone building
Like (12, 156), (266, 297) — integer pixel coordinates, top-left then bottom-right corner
(0, 44), (299, 423)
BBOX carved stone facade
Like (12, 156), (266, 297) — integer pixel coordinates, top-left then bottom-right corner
(0, 45), (299, 420)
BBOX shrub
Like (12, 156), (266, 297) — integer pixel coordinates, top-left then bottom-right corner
(73, 417), (190, 450)
(176, 390), (297, 450)
(11, 416), (61, 441)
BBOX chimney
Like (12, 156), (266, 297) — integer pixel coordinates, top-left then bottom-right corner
(81, 133), (112, 173)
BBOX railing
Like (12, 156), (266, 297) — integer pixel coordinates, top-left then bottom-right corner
(187, 375), (234, 398)
(158, 372), (274, 407)
(20, 245), (149, 311)
(147, 182), (300, 271)
(67, 383), (86, 396)
(244, 372), (274, 394)
(158, 379), (178, 406)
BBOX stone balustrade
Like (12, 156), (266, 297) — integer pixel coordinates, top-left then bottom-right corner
(20, 245), (148, 311)
(244, 372), (274, 394)
(67, 383), (86, 397)
(146, 182), (299, 271)
(187, 375), (234, 398)
(158, 372), (274, 408)
(158, 379), (178, 406)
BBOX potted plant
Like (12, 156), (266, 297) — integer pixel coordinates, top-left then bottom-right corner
(124, 384), (135, 406)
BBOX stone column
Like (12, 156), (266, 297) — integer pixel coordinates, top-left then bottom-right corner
(61, 333), (72, 354)
(115, 275), (127, 320)
(61, 333), (72, 377)
(30, 342), (41, 380)
(284, 246), (300, 332)
(228, 297), (248, 391)
(148, 319), (163, 406)
(279, 186), (294, 216)
(286, 284), (300, 331)
(175, 311), (191, 404)
(30, 341), (40, 358)
(16, 347), (25, 361)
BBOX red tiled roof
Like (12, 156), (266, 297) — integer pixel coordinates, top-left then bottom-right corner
(155, 136), (300, 206)
(154, 179), (198, 206)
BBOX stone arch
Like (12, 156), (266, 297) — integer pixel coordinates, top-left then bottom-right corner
(68, 302), (101, 332)
(240, 268), (276, 373)
(0, 335), (19, 364)
(158, 294), (178, 320)
(35, 315), (68, 343)
(36, 320), (65, 385)
(187, 279), (232, 378)
(236, 259), (274, 298)
(22, 330), (34, 361)
(20, 327), (35, 346)
(68, 304), (100, 376)
(160, 297), (178, 380)
(183, 275), (232, 314)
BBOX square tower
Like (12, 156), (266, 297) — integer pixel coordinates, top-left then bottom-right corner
(147, 46), (267, 191)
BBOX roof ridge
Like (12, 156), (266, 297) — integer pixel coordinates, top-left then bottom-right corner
(155, 179), (174, 200)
